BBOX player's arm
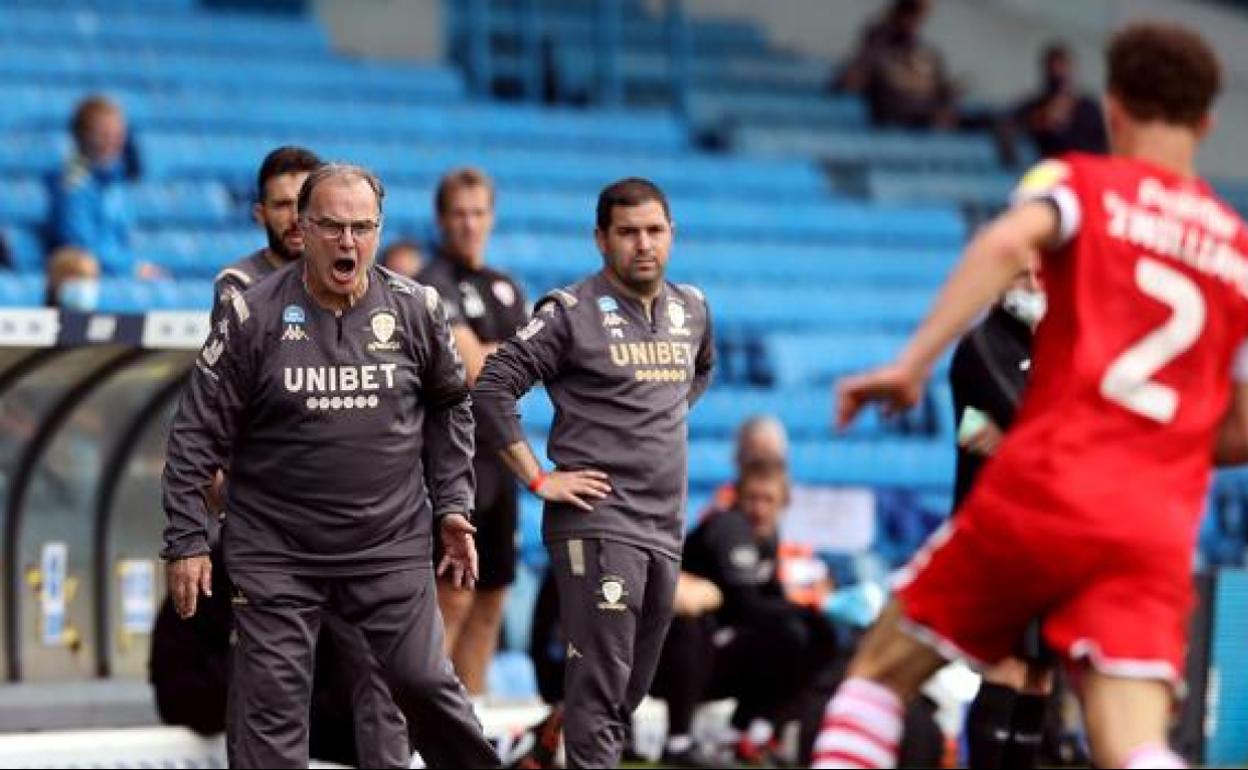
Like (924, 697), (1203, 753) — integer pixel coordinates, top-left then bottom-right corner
(472, 301), (610, 511)
(1214, 346), (1248, 465)
(689, 299), (716, 407)
(837, 200), (1058, 428)
(450, 324), (490, 387)
(418, 290), (479, 588)
(161, 297), (253, 618)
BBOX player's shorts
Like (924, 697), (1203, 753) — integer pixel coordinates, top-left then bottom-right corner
(894, 483), (1194, 691)
(436, 456), (519, 590)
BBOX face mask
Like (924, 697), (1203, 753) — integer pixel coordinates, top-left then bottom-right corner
(58, 278), (101, 313)
(1003, 289), (1046, 326)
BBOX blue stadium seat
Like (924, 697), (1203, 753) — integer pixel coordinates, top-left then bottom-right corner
(867, 169), (1016, 207)
(689, 90), (868, 130)
(0, 7), (330, 54)
(736, 126), (1003, 171)
(763, 332), (954, 388)
(489, 233), (958, 288)
(2, 225), (46, 273)
(486, 651), (538, 700)
(0, 45), (466, 102)
(0, 272), (46, 306)
(0, 179), (51, 226)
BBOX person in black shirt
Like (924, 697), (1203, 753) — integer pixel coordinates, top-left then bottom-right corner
(950, 258), (1052, 770)
(1012, 44), (1109, 160)
(162, 164), (499, 769)
(652, 460), (838, 766)
(419, 167), (529, 696)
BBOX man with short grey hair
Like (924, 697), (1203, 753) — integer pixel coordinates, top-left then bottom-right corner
(162, 164), (500, 769)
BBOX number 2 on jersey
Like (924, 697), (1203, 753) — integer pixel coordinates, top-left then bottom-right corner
(1100, 257), (1206, 423)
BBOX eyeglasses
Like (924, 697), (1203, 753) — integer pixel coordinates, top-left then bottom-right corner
(305, 217), (382, 240)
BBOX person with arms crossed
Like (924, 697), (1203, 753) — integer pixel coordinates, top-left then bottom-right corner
(419, 168), (530, 696)
(473, 177), (714, 768)
(814, 23), (1247, 770)
(161, 163), (499, 769)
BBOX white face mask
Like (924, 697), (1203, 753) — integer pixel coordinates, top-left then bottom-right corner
(1002, 289), (1046, 327)
(57, 278), (101, 313)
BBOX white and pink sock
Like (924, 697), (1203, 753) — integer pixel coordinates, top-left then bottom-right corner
(811, 677), (904, 769)
(1123, 742), (1186, 769)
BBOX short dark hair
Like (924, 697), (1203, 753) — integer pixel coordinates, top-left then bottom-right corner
(1042, 42), (1070, 66)
(435, 167), (495, 215)
(1107, 22), (1221, 128)
(70, 95), (122, 145)
(595, 177), (671, 231)
(297, 163), (385, 217)
(257, 146), (322, 203)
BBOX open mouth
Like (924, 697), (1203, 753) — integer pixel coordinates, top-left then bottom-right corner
(331, 256), (358, 285)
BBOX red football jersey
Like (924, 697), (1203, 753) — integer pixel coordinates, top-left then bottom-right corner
(971, 153), (1248, 542)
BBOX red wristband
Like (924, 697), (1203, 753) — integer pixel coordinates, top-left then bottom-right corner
(528, 472), (548, 494)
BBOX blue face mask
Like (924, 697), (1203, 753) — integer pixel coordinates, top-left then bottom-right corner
(58, 278), (101, 313)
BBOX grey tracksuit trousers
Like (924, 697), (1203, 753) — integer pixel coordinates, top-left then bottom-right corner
(226, 566), (500, 769)
(549, 538), (680, 769)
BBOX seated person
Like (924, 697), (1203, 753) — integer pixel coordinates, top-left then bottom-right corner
(1012, 43), (1108, 159)
(47, 96), (162, 279)
(44, 246), (100, 311)
(379, 239), (426, 279)
(652, 461), (841, 765)
(834, 0), (958, 129)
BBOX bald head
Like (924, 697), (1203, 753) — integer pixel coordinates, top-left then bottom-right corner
(735, 415), (789, 469)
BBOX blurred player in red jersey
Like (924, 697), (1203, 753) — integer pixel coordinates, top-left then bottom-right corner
(813, 23), (1248, 770)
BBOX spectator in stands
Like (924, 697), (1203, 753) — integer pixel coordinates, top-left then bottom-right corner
(1012, 43), (1109, 159)
(834, 0), (959, 129)
(380, 238), (426, 279)
(48, 96), (160, 279)
(419, 168), (529, 697)
(701, 414), (790, 519)
(43, 245), (101, 311)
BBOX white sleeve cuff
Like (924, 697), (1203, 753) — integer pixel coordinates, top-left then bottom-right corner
(1013, 185), (1081, 249)
(1232, 340), (1248, 383)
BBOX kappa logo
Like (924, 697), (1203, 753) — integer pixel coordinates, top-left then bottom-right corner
(282, 324), (308, 342)
(602, 312), (628, 328)
(368, 310), (401, 352)
(597, 575), (629, 611)
(667, 300), (690, 337)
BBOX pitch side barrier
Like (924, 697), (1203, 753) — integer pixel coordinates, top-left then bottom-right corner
(0, 308), (206, 685)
